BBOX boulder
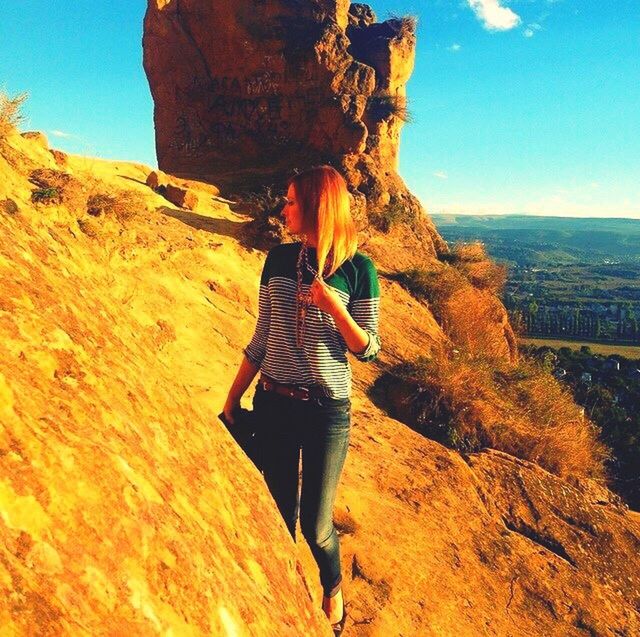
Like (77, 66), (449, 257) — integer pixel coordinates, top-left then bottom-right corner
(146, 169), (169, 190)
(165, 183), (199, 210)
(142, 0), (437, 249)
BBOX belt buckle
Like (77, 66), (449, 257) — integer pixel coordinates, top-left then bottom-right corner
(298, 386), (310, 401)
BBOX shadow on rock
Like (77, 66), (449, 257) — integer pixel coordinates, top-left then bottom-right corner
(157, 205), (264, 251)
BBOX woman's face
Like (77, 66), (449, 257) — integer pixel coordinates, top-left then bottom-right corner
(283, 183), (305, 235)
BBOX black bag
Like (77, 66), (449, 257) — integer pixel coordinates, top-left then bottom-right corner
(218, 407), (263, 473)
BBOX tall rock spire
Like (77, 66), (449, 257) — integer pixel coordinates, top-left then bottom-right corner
(143, 0), (422, 218)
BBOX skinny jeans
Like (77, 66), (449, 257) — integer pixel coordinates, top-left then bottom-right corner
(252, 383), (351, 598)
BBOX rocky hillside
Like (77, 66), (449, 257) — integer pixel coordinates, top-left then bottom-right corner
(1, 127), (639, 635)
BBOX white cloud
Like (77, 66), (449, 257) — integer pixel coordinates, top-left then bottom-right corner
(50, 130), (74, 138)
(423, 184), (640, 218)
(433, 170), (448, 179)
(467, 0), (522, 31)
(523, 21), (542, 37)
(447, 43), (462, 52)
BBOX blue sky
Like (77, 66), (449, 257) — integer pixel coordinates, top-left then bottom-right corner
(1, 0), (639, 217)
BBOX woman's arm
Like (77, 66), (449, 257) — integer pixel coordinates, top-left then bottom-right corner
(223, 251), (272, 423)
(310, 254), (381, 362)
(223, 354), (260, 424)
(330, 303), (371, 355)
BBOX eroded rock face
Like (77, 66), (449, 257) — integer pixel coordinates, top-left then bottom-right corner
(143, 0), (421, 221)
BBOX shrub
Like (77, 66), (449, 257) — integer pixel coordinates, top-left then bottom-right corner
(460, 260), (508, 293)
(232, 185), (288, 248)
(439, 241), (508, 293)
(366, 92), (413, 123)
(0, 199), (19, 215)
(453, 241), (487, 263)
(29, 168), (73, 190)
(387, 14), (418, 39)
(0, 90), (28, 139)
(369, 197), (417, 233)
(394, 265), (467, 321)
(31, 187), (61, 204)
(377, 350), (612, 482)
(86, 190), (145, 223)
(242, 185), (285, 222)
(28, 168), (85, 210)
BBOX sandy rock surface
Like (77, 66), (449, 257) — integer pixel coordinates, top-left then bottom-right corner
(1, 133), (638, 635)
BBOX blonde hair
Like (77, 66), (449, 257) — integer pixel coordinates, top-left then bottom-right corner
(287, 165), (358, 278)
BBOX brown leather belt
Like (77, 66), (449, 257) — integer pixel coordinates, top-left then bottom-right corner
(258, 374), (326, 401)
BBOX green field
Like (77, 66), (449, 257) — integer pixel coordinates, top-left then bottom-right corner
(519, 337), (640, 359)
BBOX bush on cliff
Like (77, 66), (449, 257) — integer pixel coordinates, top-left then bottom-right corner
(28, 168), (86, 210)
(86, 191), (146, 223)
(0, 89), (28, 140)
(440, 241), (508, 293)
(376, 350), (613, 482)
(369, 196), (418, 233)
(367, 92), (413, 123)
(390, 14), (418, 37)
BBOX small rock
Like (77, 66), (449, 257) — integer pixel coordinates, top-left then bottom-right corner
(0, 199), (19, 215)
(50, 149), (68, 166)
(146, 170), (169, 190)
(165, 184), (198, 210)
(21, 131), (49, 149)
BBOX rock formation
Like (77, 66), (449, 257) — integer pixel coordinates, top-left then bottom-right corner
(143, 0), (427, 226)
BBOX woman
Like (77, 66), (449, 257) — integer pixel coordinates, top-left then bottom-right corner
(223, 165), (381, 636)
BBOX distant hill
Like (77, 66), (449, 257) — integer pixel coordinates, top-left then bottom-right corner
(431, 214), (640, 265)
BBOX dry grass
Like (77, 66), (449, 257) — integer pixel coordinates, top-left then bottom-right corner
(27, 167), (146, 223)
(387, 14), (418, 39)
(367, 92), (413, 124)
(461, 260), (507, 292)
(29, 168), (85, 209)
(380, 350), (613, 483)
(394, 265), (467, 322)
(86, 190), (147, 223)
(443, 287), (515, 359)
(440, 241), (508, 293)
(0, 90), (28, 140)
(395, 256), (515, 360)
(453, 241), (487, 262)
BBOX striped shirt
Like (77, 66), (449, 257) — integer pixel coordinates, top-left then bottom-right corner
(243, 241), (381, 398)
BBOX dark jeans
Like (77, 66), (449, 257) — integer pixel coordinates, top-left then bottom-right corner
(252, 384), (351, 598)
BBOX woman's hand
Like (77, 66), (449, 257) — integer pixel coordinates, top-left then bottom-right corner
(309, 278), (342, 316)
(223, 396), (240, 425)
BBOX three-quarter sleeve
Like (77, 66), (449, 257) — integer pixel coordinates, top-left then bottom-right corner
(348, 255), (381, 362)
(243, 251), (271, 368)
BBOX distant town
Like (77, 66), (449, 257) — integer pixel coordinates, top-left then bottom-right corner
(432, 214), (640, 346)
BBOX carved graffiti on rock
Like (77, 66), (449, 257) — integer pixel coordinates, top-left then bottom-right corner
(245, 71), (281, 96)
(169, 68), (334, 156)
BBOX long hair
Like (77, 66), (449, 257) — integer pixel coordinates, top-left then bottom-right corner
(287, 165), (358, 278)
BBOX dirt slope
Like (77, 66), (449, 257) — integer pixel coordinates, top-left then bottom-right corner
(1, 132), (638, 636)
